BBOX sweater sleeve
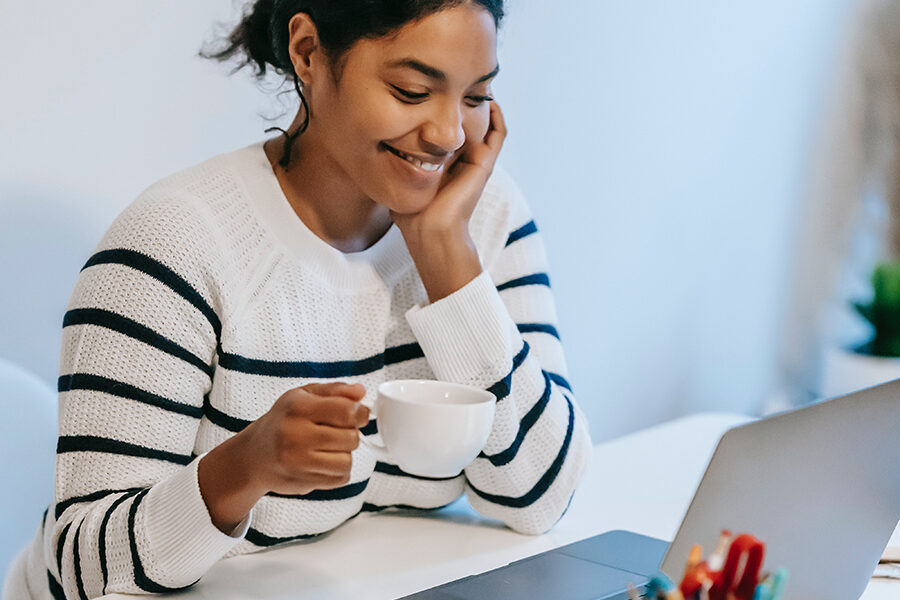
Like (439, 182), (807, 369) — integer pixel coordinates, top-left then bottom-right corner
(405, 170), (592, 535)
(48, 188), (247, 599)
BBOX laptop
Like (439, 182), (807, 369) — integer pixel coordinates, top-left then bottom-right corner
(403, 379), (900, 600)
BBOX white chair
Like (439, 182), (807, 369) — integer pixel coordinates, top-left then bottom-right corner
(0, 358), (56, 585)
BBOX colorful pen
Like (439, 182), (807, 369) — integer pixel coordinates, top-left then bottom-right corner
(768, 568), (788, 600)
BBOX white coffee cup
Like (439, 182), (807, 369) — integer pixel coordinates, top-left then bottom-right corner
(360, 379), (496, 478)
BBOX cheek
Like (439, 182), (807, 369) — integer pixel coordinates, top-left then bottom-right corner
(331, 88), (399, 147)
(363, 102), (406, 138)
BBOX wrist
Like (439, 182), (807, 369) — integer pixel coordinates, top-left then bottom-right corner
(198, 431), (267, 534)
(400, 218), (469, 251)
(403, 226), (482, 303)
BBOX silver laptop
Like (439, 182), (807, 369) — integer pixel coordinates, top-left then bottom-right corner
(405, 379), (900, 600)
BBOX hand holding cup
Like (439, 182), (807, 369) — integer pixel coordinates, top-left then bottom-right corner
(243, 382), (370, 495)
(199, 381), (371, 533)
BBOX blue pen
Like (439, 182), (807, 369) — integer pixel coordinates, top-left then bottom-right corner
(751, 580), (771, 600)
(643, 575), (674, 598)
(768, 568), (788, 600)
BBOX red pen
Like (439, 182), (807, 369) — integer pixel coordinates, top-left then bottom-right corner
(710, 534), (765, 600)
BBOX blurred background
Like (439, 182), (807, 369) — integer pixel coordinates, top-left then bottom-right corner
(3, 0), (900, 581)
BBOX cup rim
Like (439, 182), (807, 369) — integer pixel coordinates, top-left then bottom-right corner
(377, 379), (495, 407)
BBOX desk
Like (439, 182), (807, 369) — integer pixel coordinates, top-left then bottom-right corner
(102, 413), (898, 599)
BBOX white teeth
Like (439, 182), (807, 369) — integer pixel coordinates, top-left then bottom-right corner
(394, 148), (442, 172)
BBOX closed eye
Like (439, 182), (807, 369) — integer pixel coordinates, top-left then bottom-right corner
(390, 85), (493, 107)
(391, 85), (428, 102)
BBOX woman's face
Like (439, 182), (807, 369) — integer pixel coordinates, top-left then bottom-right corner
(305, 3), (499, 214)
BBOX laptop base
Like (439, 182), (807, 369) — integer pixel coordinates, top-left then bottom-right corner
(401, 530), (669, 600)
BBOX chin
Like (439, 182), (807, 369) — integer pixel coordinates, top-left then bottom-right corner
(378, 185), (439, 216)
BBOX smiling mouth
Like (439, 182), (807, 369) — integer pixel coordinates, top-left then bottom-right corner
(382, 143), (445, 173)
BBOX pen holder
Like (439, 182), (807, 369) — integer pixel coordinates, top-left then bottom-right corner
(628, 530), (789, 600)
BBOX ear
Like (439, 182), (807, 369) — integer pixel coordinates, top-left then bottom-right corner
(286, 12), (323, 85)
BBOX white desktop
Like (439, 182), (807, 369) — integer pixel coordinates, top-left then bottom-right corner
(100, 413), (899, 600)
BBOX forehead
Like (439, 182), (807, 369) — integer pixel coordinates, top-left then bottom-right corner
(349, 4), (498, 81)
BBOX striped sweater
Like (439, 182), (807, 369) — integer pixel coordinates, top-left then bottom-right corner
(14, 141), (592, 599)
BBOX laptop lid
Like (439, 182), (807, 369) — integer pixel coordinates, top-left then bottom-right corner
(660, 379), (900, 599)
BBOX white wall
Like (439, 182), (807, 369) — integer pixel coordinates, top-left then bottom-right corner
(0, 0), (863, 445)
(494, 0), (856, 438)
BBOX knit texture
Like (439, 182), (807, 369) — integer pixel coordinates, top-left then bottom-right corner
(14, 141), (592, 599)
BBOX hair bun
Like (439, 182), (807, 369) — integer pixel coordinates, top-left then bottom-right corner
(200, 0), (288, 79)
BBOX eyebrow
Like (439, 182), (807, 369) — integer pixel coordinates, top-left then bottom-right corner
(386, 58), (500, 84)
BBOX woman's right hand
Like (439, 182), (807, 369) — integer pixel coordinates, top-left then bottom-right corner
(244, 382), (369, 494)
(198, 382), (369, 533)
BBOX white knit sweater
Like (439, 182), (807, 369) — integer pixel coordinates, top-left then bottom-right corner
(14, 141), (592, 599)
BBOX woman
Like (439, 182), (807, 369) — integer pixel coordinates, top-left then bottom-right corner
(4, 0), (591, 598)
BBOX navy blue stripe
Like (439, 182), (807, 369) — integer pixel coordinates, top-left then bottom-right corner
(497, 272), (550, 292)
(48, 571), (66, 600)
(487, 342), (530, 401)
(480, 371), (553, 467)
(516, 322), (561, 340)
(56, 521), (72, 578)
(72, 522), (89, 600)
(203, 395), (250, 432)
(83, 248), (221, 339)
(505, 220), (538, 247)
(245, 498), (449, 547)
(55, 486), (143, 520)
(64, 308), (213, 377)
(374, 462), (462, 482)
(202, 395), (377, 437)
(468, 393), (575, 508)
(267, 479), (369, 501)
(547, 371), (572, 391)
(383, 342), (425, 365)
(360, 418), (378, 436)
(57, 435), (192, 466)
(99, 490), (142, 593)
(128, 489), (198, 593)
(246, 504), (373, 547)
(58, 373), (202, 420)
(246, 527), (327, 546)
(219, 342), (424, 378)
(361, 501), (454, 513)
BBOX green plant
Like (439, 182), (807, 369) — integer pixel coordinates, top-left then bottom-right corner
(854, 261), (900, 357)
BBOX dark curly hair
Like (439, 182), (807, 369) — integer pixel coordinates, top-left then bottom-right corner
(201, 0), (505, 168)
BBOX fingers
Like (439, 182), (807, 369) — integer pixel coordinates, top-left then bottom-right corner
(453, 101), (506, 173)
(485, 101), (507, 151)
(302, 381), (366, 401)
(306, 450), (354, 479)
(300, 394), (370, 428)
(271, 422), (358, 487)
(309, 424), (361, 452)
(262, 383), (370, 496)
(279, 382), (369, 428)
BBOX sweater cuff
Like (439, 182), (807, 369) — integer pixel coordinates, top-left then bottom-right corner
(406, 270), (517, 386)
(142, 453), (250, 584)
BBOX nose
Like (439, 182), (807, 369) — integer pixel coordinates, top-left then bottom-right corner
(420, 100), (465, 155)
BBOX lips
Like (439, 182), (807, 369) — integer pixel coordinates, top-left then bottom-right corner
(382, 143), (445, 173)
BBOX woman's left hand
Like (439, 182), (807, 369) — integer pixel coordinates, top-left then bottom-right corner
(392, 100), (507, 302)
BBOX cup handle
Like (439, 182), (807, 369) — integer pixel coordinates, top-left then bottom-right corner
(359, 430), (391, 463)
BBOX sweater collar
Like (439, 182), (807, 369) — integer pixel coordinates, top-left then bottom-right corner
(230, 141), (415, 288)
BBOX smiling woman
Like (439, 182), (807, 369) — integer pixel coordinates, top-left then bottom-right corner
(2, 1), (592, 599)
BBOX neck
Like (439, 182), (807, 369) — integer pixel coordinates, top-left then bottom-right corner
(263, 119), (392, 254)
